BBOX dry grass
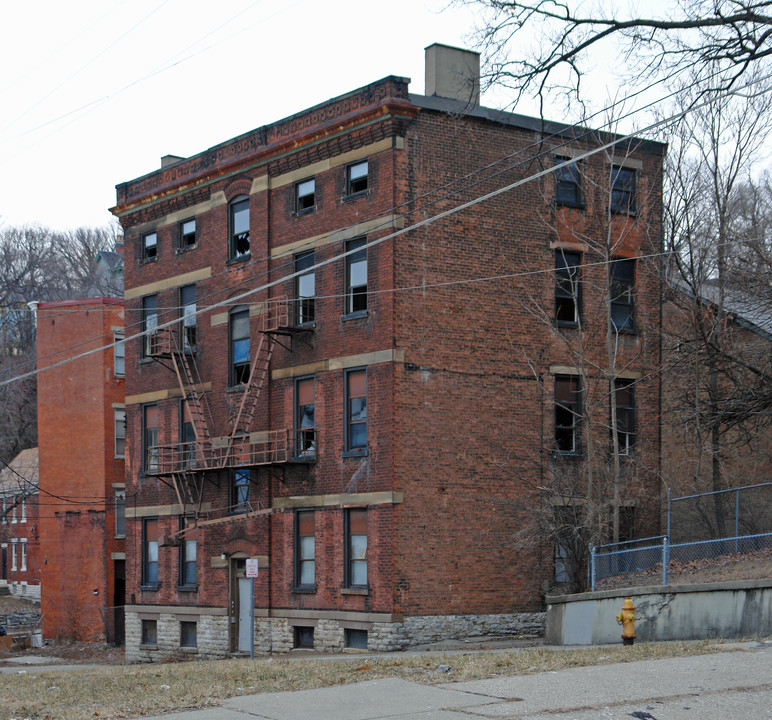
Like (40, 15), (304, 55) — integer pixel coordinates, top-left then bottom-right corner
(0, 640), (733, 720)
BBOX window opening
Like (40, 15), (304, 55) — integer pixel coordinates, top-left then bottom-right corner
(143, 518), (159, 586)
(180, 285), (196, 350)
(143, 404), (159, 473)
(345, 238), (367, 314)
(295, 510), (315, 587)
(295, 179), (315, 213)
(345, 508), (368, 587)
(555, 158), (581, 206)
(180, 218), (196, 249)
(141, 295), (158, 357)
(554, 375), (581, 453)
(295, 377), (315, 457)
(294, 251), (315, 325)
(555, 251), (580, 326)
(113, 332), (125, 376)
(114, 408), (126, 457)
(345, 369), (367, 452)
(232, 468), (250, 511)
(614, 379), (636, 454)
(610, 258), (635, 332)
(230, 197), (250, 258)
(180, 621), (197, 648)
(179, 517), (197, 587)
(346, 160), (368, 195)
(115, 490), (126, 538)
(142, 232), (157, 261)
(294, 626), (314, 648)
(611, 166), (636, 213)
(141, 619), (157, 645)
(345, 628), (368, 649)
(230, 308), (250, 385)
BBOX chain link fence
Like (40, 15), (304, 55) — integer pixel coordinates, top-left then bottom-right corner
(590, 482), (772, 591)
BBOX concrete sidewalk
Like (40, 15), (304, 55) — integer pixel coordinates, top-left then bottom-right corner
(139, 640), (772, 720)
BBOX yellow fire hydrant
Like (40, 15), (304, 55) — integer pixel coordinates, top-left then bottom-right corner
(616, 597), (636, 646)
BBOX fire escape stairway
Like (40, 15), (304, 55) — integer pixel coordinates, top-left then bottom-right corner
(222, 330), (277, 467)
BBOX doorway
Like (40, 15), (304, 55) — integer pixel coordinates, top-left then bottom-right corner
(230, 558), (252, 653)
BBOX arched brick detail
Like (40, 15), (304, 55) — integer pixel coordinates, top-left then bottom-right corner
(223, 539), (254, 557)
(224, 178), (253, 201)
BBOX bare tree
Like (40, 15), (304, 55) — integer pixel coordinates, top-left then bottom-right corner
(457, 0), (772, 107)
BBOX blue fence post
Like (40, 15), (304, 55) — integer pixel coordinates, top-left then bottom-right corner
(590, 545), (596, 592)
(662, 536), (669, 585)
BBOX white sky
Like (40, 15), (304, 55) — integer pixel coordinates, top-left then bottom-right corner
(0, 0), (493, 231)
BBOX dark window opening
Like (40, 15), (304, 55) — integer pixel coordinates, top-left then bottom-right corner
(230, 196), (250, 259)
(555, 250), (581, 326)
(345, 238), (367, 314)
(180, 621), (197, 648)
(142, 232), (157, 261)
(294, 251), (315, 325)
(295, 179), (315, 213)
(611, 166), (636, 213)
(555, 158), (581, 207)
(295, 377), (315, 457)
(141, 619), (157, 645)
(614, 379), (636, 454)
(230, 308), (250, 385)
(610, 258), (635, 332)
(555, 375), (581, 454)
(345, 628), (368, 649)
(180, 219), (196, 249)
(346, 160), (368, 196)
(295, 510), (315, 587)
(294, 626), (314, 648)
(345, 508), (367, 587)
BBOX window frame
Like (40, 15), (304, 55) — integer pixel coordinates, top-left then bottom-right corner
(229, 195), (250, 260)
(294, 178), (316, 214)
(20, 539), (26, 572)
(113, 332), (125, 376)
(294, 509), (316, 590)
(344, 508), (368, 588)
(114, 490), (126, 538)
(141, 619), (158, 646)
(180, 620), (197, 648)
(613, 379), (636, 455)
(180, 284), (197, 352)
(610, 166), (637, 214)
(345, 160), (369, 197)
(179, 218), (197, 250)
(344, 238), (367, 316)
(142, 403), (159, 474)
(141, 295), (158, 357)
(294, 376), (316, 458)
(344, 368), (367, 455)
(231, 468), (251, 512)
(294, 250), (316, 326)
(555, 250), (581, 327)
(229, 306), (251, 386)
(142, 518), (160, 589)
(114, 408), (126, 458)
(141, 231), (158, 262)
(554, 375), (582, 455)
(610, 258), (636, 333)
(178, 516), (197, 589)
(554, 157), (582, 207)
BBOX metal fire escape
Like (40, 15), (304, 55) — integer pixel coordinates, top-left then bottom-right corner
(146, 299), (315, 526)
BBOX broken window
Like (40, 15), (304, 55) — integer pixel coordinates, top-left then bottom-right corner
(345, 238), (367, 314)
(295, 178), (315, 213)
(610, 166), (636, 213)
(294, 250), (315, 325)
(554, 375), (581, 454)
(180, 284), (196, 351)
(232, 468), (250, 512)
(141, 295), (158, 357)
(229, 196), (250, 259)
(142, 232), (157, 261)
(295, 510), (315, 588)
(346, 160), (368, 196)
(555, 157), (582, 207)
(180, 401), (196, 469)
(555, 250), (581, 326)
(179, 218), (196, 249)
(345, 508), (368, 587)
(229, 307), (250, 386)
(613, 379), (636, 455)
(295, 377), (315, 457)
(345, 368), (367, 452)
(610, 258), (635, 332)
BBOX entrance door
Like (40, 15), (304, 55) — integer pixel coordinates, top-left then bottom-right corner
(238, 578), (252, 652)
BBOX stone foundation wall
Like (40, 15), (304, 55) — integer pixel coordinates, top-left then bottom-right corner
(124, 610), (545, 662)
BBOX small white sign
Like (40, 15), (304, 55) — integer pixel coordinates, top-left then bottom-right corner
(246, 558), (259, 578)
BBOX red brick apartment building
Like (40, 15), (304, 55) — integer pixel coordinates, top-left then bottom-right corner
(112, 44), (663, 660)
(36, 298), (126, 642)
(0, 448), (40, 598)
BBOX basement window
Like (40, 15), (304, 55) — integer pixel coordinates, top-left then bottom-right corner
(345, 628), (368, 650)
(180, 621), (197, 648)
(294, 626), (314, 649)
(141, 619), (157, 646)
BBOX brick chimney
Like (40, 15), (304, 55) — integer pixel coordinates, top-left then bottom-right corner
(425, 43), (480, 105)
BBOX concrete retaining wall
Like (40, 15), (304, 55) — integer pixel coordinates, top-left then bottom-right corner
(546, 579), (772, 645)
